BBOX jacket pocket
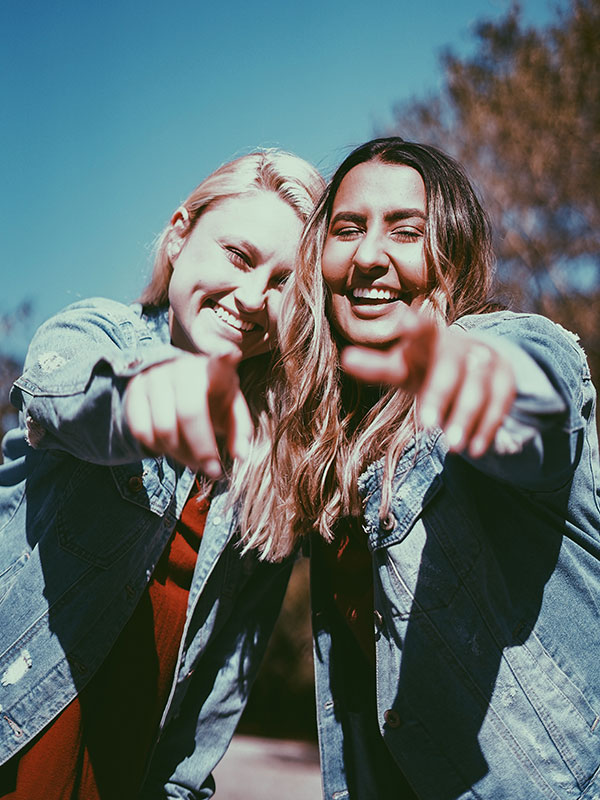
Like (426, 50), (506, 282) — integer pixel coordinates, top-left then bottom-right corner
(382, 517), (481, 620)
(55, 460), (165, 568)
(380, 473), (481, 620)
(518, 628), (599, 727)
(502, 628), (600, 789)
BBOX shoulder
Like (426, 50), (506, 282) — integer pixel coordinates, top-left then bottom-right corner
(453, 311), (589, 377)
(32, 298), (168, 345)
(47, 297), (144, 328)
(20, 299), (171, 384)
(454, 310), (581, 346)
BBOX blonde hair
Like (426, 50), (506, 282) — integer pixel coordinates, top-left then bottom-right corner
(138, 150), (324, 527)
(238, 138), (498, 561)
(140, 150), (324, 307)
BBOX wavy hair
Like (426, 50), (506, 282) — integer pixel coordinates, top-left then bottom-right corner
(238, 138), (498, 561)
(138, 149), (324, 515)
(140, 150), (323, 307)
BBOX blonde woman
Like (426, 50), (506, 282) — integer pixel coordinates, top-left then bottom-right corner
(249, 138), (600, 799)
(0, 150), (323, 798)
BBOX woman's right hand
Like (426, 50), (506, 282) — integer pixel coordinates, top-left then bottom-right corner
(341, 309), (516, 459)
(124, 352), (253, 477)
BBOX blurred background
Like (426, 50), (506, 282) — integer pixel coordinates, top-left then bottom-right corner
(2, 0), (599, 788)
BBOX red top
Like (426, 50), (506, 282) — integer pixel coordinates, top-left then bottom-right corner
(315, 518), (375, 664)
(0, 484), (209, 800)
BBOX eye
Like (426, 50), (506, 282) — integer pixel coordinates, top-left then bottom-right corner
(226, 247), (252, 270)
(330, 225), (363, 240)
(270, 271), (291, 289)
(390, 227), (423, 242)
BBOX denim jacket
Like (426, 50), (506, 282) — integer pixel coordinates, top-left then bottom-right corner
(0, 298), (291, 798)
(312, 312), (600, 800)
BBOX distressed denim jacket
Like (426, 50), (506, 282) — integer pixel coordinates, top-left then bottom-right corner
(312, 312), (600, 800)
(0, 298), (291, 798)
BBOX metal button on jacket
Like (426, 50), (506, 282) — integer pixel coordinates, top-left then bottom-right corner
(383, 709), (401, 728)
(128, 475), (144, 493)
(380, 512), (395, 531)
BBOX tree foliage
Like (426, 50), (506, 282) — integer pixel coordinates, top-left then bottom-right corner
(388, 0), (600, 381)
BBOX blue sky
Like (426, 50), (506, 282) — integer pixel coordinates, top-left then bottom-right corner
(1, 0), (557, 356)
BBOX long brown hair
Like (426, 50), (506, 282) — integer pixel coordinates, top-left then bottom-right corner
(238, 138), (498, 561)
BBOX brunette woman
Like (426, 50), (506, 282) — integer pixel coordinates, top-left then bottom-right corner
(249, 138), (600, 800)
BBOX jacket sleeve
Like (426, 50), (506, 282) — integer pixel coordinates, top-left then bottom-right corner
(452, 311), (595, 491)
(141, 551), (294, 799)
(10, 298), (181, 465)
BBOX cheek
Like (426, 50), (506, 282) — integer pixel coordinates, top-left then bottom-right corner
(409, 245), (428, 286)
(167, 272), (183, 312)
(321, 243), (348, 292)
(167, 271), (193, 319)
(324, 291), (348, 340)
(328, 292), (347, 322)
(266, 290), (282, 326)
(168, 259), (210, 310)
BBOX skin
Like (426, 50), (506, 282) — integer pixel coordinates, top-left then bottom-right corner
(125, 191), (303, 476)
(323, 160), (516, 458)
(322, 161), (429, 348)
(168, 192), (302, 361)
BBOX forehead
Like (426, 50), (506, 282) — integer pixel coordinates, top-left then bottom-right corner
(200, 191), (303, 252)
(332, 161), (426, 214)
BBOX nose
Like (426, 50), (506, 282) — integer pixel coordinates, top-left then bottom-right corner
(234, 270), (270, 314)
(353, 232), (389, 272)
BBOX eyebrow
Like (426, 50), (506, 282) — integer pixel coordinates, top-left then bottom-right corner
(235, 239), (260, 261)
(221, 237), (262, 265)
(330, 209), (426, 227)
(384, 209), (426, 223)
(226, 238), (293, 273)
(329, 212), (365, 226)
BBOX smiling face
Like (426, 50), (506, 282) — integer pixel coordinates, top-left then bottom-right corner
(322, 160), (429, 348)
(168, 191), (303, 360)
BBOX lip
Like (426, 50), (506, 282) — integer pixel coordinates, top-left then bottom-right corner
(348, 285), (414, 306)
(209, 301), (263, 334)
(346, 302), (407, 320)
(350, 286), (402, 302)
(340, 285), (413, 319)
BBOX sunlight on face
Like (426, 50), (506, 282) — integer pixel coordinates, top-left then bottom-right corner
(322, 161), (428, 348)
(169, 191), (302, 360)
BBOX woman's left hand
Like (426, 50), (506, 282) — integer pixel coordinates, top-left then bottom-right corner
(124, 351), (253, 477)
(341, 310), (516, 458)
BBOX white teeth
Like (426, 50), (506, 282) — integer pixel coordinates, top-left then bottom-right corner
(352, 287), (401, 301)
(213, 305), (256, 331)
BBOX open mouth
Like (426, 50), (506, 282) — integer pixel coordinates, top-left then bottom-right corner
(350, 287), (408, 304)
(212, 303), (258, 332)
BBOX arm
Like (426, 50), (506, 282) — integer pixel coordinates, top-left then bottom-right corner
(452, 311), (588, 488)
(11, 298), (252, 472)
(11, 298), (179, 463)
(342, 308), (587, 490)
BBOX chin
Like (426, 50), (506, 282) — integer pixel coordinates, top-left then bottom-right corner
(215, 341), (245, 359)
(352, 339), (395, 350)
(341, 329), (395, 349)
(240, 346), (271, 362)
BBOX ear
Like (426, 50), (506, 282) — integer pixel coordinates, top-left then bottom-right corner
(167, 205), (191, 261)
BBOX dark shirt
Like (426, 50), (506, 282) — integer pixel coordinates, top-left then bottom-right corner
(0, 483), (209, 799)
